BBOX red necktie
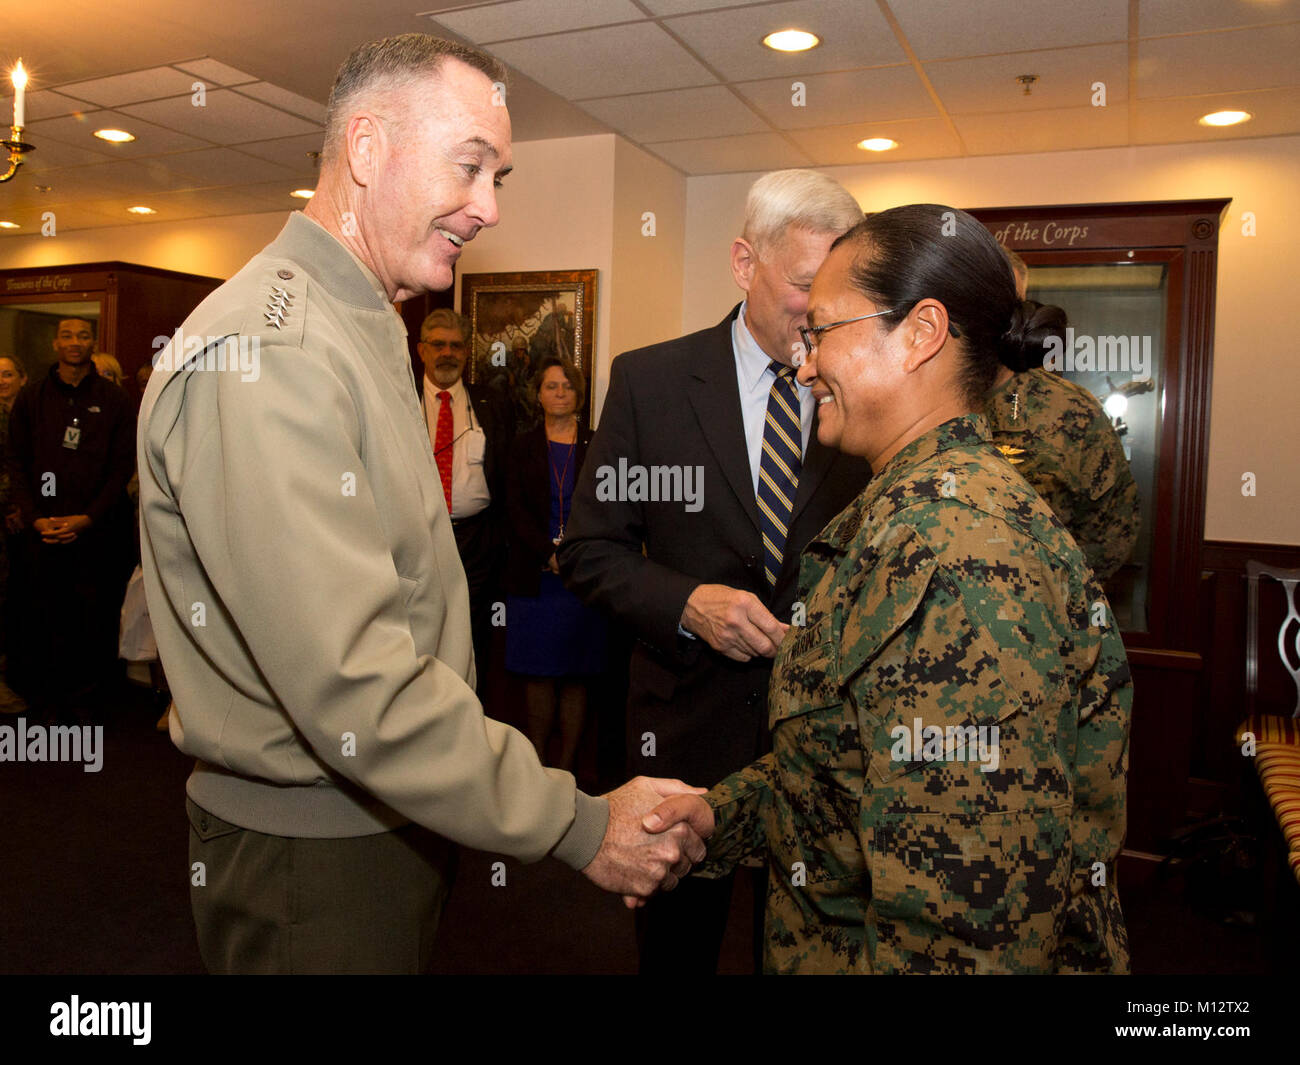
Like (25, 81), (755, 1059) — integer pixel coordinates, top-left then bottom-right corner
(435, 391), (453, 514)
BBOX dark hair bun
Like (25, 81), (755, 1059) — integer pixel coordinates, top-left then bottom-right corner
(999, 299), (1068, 373)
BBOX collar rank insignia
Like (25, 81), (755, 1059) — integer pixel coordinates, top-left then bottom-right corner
(996, 443), (1027, 465)
(264, 284), (294, 330)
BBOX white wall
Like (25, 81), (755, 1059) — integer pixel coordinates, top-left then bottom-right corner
(454, 134), (616, 412)
(607, 137), (686, 412)
(681, 135), (1300, 546)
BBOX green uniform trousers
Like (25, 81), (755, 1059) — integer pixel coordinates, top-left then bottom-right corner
(187, 798), (456, 974)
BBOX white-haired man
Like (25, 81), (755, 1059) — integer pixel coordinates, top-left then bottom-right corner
(138, 33), (704, 974)
(560, 169), (871, 973)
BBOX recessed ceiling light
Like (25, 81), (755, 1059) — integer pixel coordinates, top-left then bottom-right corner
(94, 128), (135, 143)
(127, 205), (156, 215)
(857, 138), (899, 152)
(762, 29), (820, 52)
(1198, 110), (1252, 127)
(0, 221), (20, 229)
(290, 189), (315, 199)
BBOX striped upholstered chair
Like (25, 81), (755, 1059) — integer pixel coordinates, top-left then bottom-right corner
(1233, 561), (1300, 884)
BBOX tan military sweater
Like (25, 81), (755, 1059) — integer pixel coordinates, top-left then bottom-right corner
(138, 212), (607, 866)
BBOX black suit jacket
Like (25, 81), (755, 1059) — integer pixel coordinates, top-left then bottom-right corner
(505, 424), (593, 597)
(558, 305), (871, 783)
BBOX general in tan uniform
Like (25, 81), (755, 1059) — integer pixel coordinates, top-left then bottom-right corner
(698, 414), (1132, 974)
(138, 34), (700, 975)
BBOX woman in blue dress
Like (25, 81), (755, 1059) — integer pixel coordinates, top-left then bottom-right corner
(505, 357), (607, 770)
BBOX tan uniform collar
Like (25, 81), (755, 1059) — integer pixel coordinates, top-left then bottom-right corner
(271, 212), (393, 312)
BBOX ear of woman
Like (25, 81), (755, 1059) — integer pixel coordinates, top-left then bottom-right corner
(899, 299), (953, 375)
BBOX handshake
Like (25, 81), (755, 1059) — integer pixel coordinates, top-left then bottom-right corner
(580, 777), (716, 908)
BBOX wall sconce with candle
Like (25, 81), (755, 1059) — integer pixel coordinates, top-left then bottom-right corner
(2, 60), (35, 184)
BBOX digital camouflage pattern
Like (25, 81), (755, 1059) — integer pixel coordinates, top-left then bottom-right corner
(699, 414), (1132, 974)
(984, 368), (1139, 583)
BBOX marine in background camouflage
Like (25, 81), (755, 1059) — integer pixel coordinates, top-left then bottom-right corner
(984, 367), (1139, 583)
(698, 414), (1132, 974)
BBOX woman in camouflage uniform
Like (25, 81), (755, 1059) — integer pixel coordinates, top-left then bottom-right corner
(649, 205), (1132, 974)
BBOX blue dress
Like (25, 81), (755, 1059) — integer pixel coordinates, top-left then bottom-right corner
(505, 440), (608, 677)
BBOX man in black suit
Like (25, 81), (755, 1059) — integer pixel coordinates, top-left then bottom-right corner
(559, 170), (870, 973)
(419, 309), (513, 696)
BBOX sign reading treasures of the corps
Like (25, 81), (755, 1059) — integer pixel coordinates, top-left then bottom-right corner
(4, 273), (78, 294)
(990, 219), (1092, 248)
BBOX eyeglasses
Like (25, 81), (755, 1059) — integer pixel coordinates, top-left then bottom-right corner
(797, 306), (961, 357)
(796, 309), (895, 358)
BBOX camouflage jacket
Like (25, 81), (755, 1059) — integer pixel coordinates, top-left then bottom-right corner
(985, 368), (1139, 582)
(701, 414), (1132, 974)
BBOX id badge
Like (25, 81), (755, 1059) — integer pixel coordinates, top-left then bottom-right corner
(62, 425), (81, 450)
(464, 429), (486, 466)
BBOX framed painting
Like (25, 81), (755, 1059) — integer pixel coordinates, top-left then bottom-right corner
(460, 268), (597, 431)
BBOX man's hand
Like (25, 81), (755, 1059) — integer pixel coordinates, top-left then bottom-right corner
(681, 583), (788, 661)
(582, 777), (709, 904)
(622, 791), (718, 910)
(546, 553), (560, 575)
(36, 514), (91, 544)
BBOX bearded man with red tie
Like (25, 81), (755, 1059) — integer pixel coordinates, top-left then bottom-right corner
(419, 308), (513, 697)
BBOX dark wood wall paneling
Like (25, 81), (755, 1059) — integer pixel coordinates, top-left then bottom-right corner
(1197, 540), (1300, 807)
(0, 262), (222, 407)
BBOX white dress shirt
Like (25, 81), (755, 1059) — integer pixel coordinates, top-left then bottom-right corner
(423, 375), (491, 520)
(731, 300), (814, 496)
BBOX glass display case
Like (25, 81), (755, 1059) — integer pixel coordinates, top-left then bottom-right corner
(971, 200), (1229, 653)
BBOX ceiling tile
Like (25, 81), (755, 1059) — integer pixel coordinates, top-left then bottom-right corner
(665, 0), (905, 80)
(23, 90), (100, 122)
(121, 89), (322, 145)
(636, 0), (736, 13)
(432, 0), (645, 42)
(155, 147), (298, 187)
(786, 118), (963, 165)
(171, 58), (258, 86)
(20, 136), (114, 171)
(1139, 0), (1300, 36)
(953, 104), (1129, 154)
(735, 66), (935, 129)
(643, 131), (813, 174)
(0, 202), (128, 233)
(39, 158), (194, 199)
(56, 67), (200, 108)
(925, 43), (1128, 114)
(234, 133), (327, 173)
(579, 85), (768, 141)
(890, 0), (1129, 59)
(1131, 87), (1300, 144)
(1137, 24), (1300, 97)
(27, 109), (209, 154)
(232, 83), (327, 124)
(487, 22), (717, 97)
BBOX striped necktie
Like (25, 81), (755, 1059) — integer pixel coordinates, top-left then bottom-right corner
(757, 361), (802, 588)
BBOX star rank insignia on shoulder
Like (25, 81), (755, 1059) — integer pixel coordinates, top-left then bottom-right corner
(264, 284), (294, 330)
(996, 443), (1027, 465)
